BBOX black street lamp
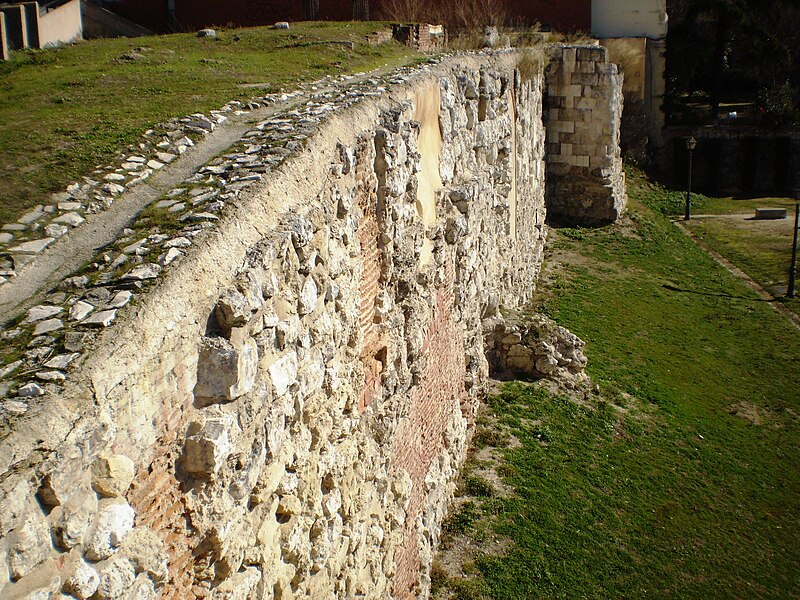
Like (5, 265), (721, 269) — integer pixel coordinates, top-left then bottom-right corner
(685, 136), (697, 221)
(789, 188), (799, 299)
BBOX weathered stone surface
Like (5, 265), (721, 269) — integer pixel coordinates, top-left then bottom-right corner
(23, 305), (62, 324)
(43, 353), (80, 370)
(95, 556), (136, 600)
(8, 510), (51, 580)
(84, 501), (136, 561)
(63, 561), (100, 599)
(18, 207), (44, 225)
(164, 236), (191, 248)
(214, 289), (250, 330)
(123, 574), (157, 600)
(0, 360), (22, 378)
(2, 558), (60, 599)
(3, 400), (28, 416)
(53, 488), (97, 548)
(122, 264), (161, 281)
(35, 370), (65, 382)
(158, 247), (182, 266)
(10, 238), (55, 254)
(92, 454), (135, 497)
(120, 528), (169, 584)
(268, 350), (298, 396)
(52, 212), (85, 227)
(485, 310), (588, 383)
(101, 182), (125, 196)
(45, 223), (70, 239)
(64, 331), (89, 351)
(183, 413), (238, 476)
(69, 301), (95, 321)
(194, 336), (258, 402)
(81, 309), (117, 327)
(17, 382), (45, 397)
(106, 290), (132, 309)
(298, 276), (318, 314)
(156, 152), (177, 163)
(213, 566), (261, 599)
(33, 318), (63, 336)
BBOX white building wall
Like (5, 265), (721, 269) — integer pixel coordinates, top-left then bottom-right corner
(591, 0), (667, 39)
(38, 0), (83, 48)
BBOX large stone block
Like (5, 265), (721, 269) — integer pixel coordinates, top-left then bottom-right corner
(63, 560), (100, 599)
(91, 454), (135, 498)
(84, 501), (136, 561)
(183, 413), (238, 477)
(194, 336), (258, 404)
(53, 488), (97, 549)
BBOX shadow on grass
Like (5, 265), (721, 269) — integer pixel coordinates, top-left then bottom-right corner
(662, 283), (775, 302)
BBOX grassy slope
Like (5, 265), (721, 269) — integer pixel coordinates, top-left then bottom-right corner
(0, 22), (418, 224)
(628, 168), (799, 315)
(435, 171), (800, 599)
(689, 217), (797, 300)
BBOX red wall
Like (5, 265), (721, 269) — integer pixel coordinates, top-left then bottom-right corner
(95, 0), (169, 33)
(502, 0), (590, 31)
(93, 0), (590, 33)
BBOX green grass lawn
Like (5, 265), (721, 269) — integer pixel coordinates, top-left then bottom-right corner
(626, 168), (799, 315)
(687, 217), (799, 312)
(697, 195), (797, 215)
(0, 22), (419, 224)
(433, 170), (800, 599)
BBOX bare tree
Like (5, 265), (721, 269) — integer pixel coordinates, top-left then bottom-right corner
(353, 0), (369, 21)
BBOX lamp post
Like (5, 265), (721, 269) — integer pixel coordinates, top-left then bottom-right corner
(684, 136), (697, 221)
(789, 189), (799, 299)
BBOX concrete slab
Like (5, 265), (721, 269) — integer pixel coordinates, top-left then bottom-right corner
(754, 208), (788, 220)
(0, 5), (26, 50)
(22, 3), (40, 49)
(0, 13), (9, 61)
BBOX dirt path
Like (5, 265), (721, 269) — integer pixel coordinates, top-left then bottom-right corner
(0, 66), (399, 324)
(673, 219), (800, 331)
(691, 212), (796, 235)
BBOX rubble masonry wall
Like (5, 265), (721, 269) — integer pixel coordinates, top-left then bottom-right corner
(0, 46), (627, 599)
(0, 54), (550, 600)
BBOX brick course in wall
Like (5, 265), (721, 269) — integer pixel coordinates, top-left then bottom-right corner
(390, 258), (466, 598)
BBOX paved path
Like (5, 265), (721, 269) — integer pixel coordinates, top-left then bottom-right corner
(673, 219), (800, 331)
(0, 67), (399, 325)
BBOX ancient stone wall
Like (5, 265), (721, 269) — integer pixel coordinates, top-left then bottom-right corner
(0, 54), (551, 600)
(545, 44), (626, 225)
